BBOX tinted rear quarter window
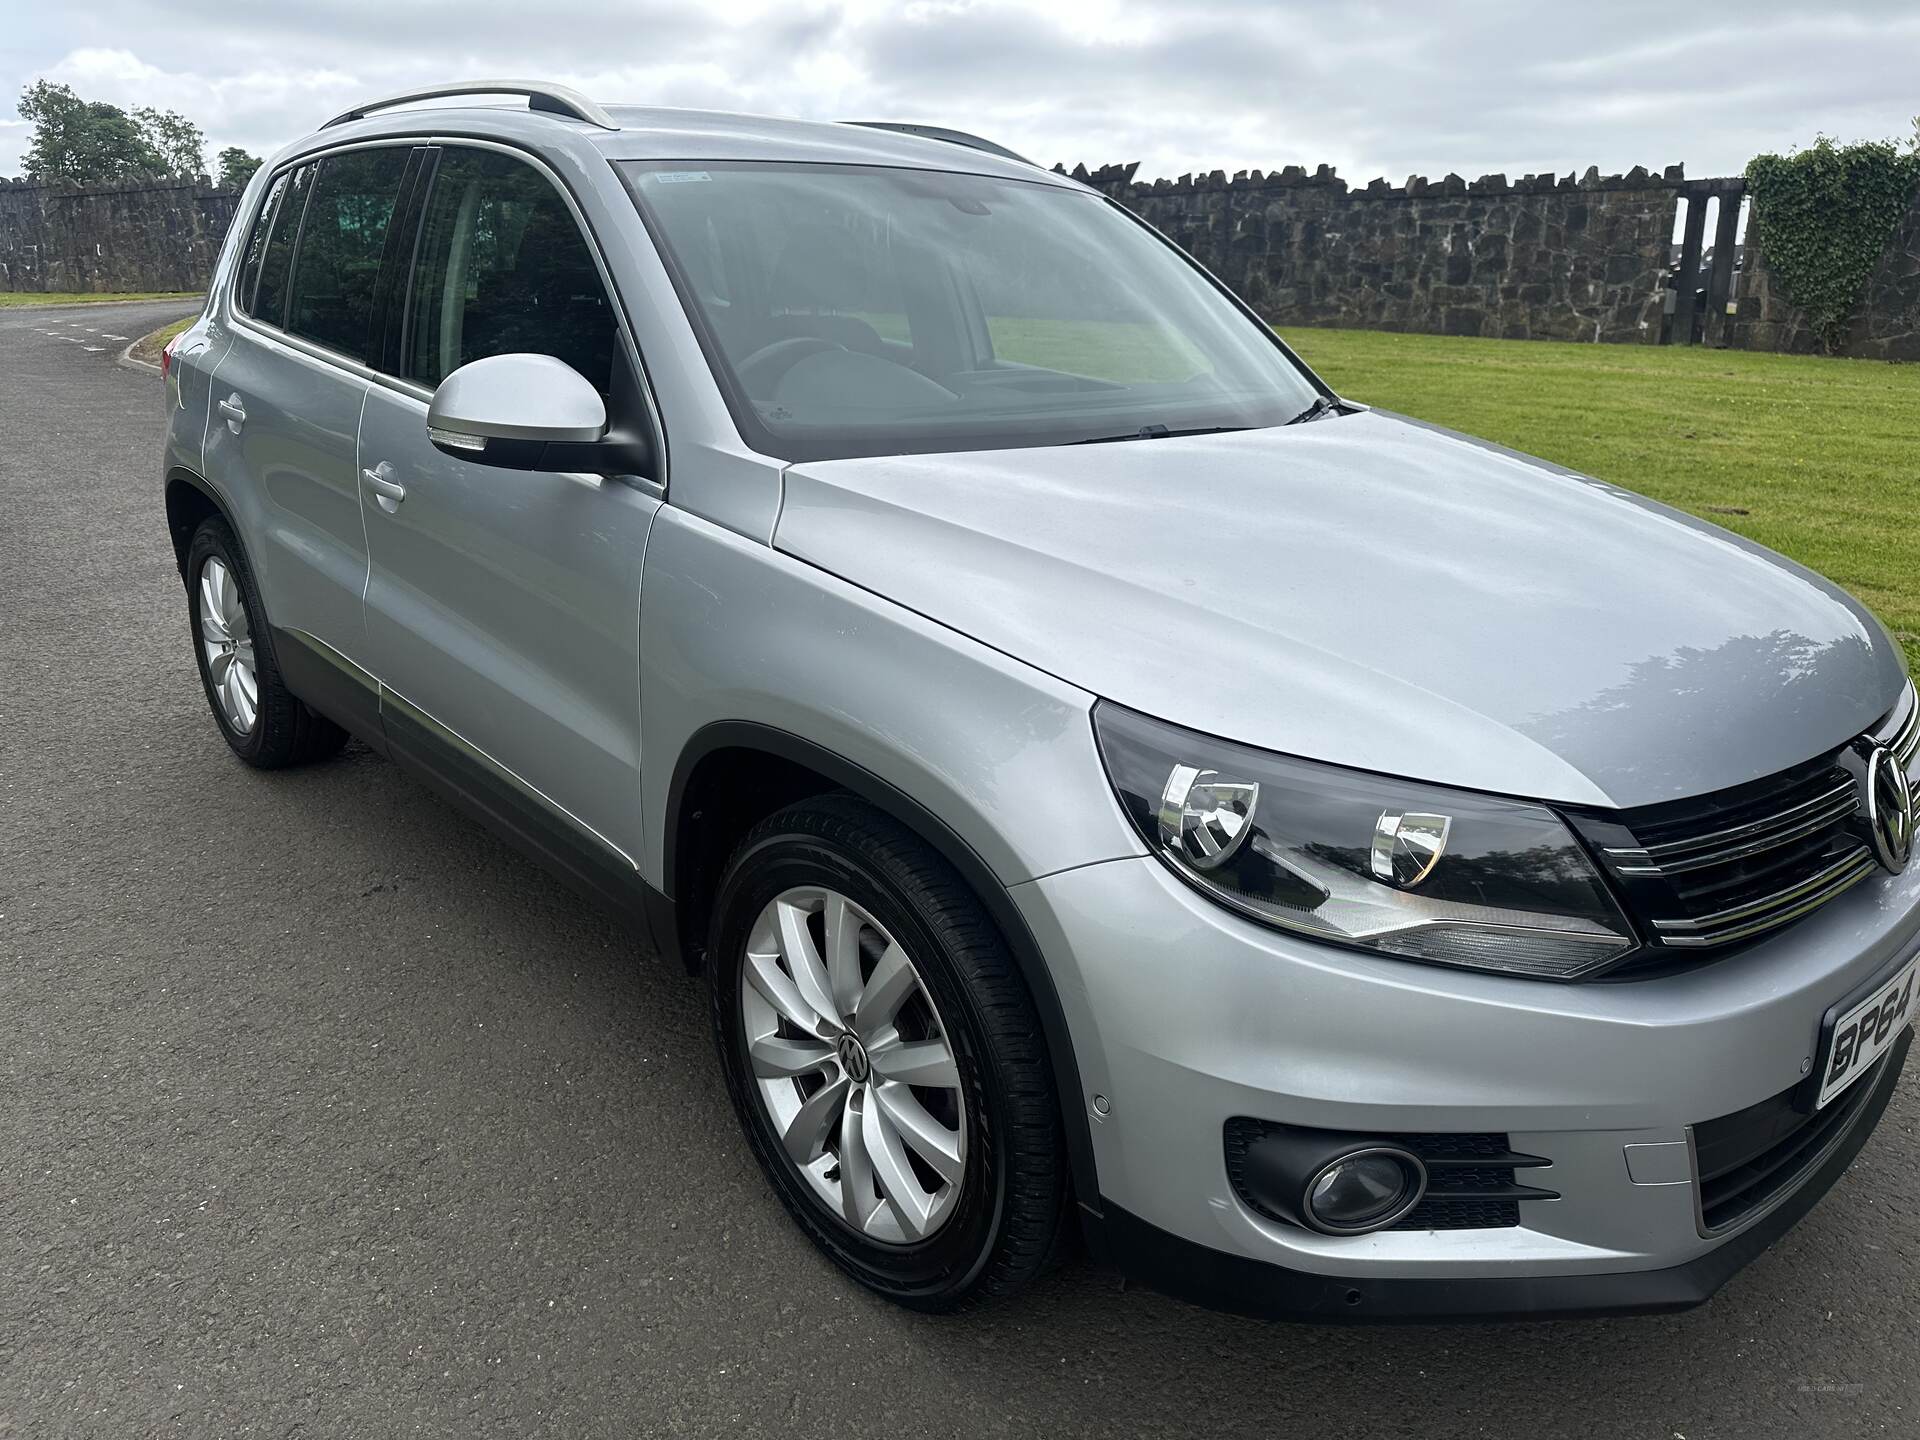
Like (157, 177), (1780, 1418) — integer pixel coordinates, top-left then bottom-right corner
(286, 149), (410, 361)
(235, 171), (289, 313)
(250, 164), (312, 327)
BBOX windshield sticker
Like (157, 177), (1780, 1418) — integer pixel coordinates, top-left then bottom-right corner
(654, 171), (712, 184)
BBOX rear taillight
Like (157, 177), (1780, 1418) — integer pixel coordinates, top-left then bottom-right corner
(160, 334), (178, 381)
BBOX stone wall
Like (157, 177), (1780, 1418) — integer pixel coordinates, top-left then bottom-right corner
(1070, 161), (1694, 344)
(0, 176), (238, 293)
(1731, 184), (1920, 361)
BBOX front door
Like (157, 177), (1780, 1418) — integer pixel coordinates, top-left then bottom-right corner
(357, 144), (661, 880)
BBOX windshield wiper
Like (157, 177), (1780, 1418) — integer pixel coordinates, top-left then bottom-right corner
(1285, 395), (1345, 425)
(1071, 424), (1253, 445)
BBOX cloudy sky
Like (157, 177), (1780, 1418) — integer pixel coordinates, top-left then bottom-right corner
(3, 1), (1916, 185)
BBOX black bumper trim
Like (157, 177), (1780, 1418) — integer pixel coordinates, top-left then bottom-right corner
(1088, 1027), (1908, 1324)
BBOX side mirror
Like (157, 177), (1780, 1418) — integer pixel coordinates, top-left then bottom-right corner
(425, 353), (648, 475)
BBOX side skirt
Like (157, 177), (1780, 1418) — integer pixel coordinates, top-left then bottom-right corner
(271, 626), (677, 957)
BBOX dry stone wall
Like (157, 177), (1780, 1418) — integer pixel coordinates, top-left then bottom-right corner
(1069, 160), (1693, 344)
(0, 176), (239, 293)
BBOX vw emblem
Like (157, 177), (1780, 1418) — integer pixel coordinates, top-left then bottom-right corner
(1865, 745), (1914, 875)
(836, 1032), (872, 1085)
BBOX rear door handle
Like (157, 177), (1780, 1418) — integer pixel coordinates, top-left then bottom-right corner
(362, 462), (407, 512)
(218, 394), (246, 433)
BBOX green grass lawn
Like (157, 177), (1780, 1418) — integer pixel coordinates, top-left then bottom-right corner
(0, 290), (201, 307)
(129, 315), (195, 366)
(1281, 327), (1920, 673)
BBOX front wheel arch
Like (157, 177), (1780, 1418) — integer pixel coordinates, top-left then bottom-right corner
(661, 721), (1103, 1214)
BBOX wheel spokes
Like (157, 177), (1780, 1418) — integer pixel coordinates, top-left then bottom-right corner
(777, 897), (842, 1030)
(745, 946), (828, 1037)
(854, 940), (916, 1035)
(739, 885), (969, 1247)
(839, 1092), (879, 1232)
(872, 1081), (964, 1187)
(780, 1074), (849, 1166)
(861, 1088), (936, 1239)
(822, 892), (865, 1019)
(867, 1036), (959, 1089)
(216, 563), (244, 635)
(198, 568), (230, 644)
(750, 1034), (834, 1079)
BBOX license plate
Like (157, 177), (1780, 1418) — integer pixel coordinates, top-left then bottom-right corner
(1816, 959), (1918, 1108)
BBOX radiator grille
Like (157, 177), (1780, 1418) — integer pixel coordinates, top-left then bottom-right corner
(1570, 684), (1916, 965)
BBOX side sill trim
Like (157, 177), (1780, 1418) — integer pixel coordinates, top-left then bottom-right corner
(272, 625), (386, 757)
(271, 626), (674, 956)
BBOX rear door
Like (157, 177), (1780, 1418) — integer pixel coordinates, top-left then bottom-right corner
(357, 143), (662, 873)
(203, 145), (416, 709)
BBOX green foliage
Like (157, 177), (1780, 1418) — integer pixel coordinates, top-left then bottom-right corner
(1744, 137), (1920, 352)
(16, 81), (210, 181)
(216, 146), (263, 191)
(133, 106), (206, 177)
(19, 80), (159, 181)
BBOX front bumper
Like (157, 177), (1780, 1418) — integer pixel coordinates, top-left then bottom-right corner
(1012, 851), (1920, 1320)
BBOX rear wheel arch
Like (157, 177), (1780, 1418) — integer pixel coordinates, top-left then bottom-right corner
(165, 468), (236, 581)
(662, 720), (1103, 1211)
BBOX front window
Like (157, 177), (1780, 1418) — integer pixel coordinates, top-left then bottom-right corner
(621, 161), (1320, 461)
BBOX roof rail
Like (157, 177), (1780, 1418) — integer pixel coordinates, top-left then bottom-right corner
(321, 80), (619, 132)
(843, 122), (1034, 167)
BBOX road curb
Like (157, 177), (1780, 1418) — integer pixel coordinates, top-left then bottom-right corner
(117, 335), (161, 376)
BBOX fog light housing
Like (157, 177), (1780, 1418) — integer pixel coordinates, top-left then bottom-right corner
(1240, 1128), (1428, 1235)
(1307, 1150), (1426, 1233)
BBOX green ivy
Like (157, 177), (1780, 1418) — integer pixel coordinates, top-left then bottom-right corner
(1745, 137), (1920, 352)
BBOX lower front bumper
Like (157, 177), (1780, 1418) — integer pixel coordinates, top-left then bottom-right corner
(1087, 1026), (1910, 1323)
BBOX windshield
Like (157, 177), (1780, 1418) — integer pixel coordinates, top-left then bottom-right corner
(620, 161), (1322, 461)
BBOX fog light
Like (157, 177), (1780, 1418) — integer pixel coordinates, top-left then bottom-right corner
(1307, 1150), (1426, 1233)
(1239, 1128), (1429, 1235)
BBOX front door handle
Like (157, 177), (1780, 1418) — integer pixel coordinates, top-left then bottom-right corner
(362, 462), (407, 512)
(218, 393), (246, 433)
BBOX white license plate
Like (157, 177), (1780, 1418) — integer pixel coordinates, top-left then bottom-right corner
(1816, 959), (1918, 1109)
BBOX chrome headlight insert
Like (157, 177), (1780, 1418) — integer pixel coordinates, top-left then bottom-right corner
(1095, 704), (1638, 979)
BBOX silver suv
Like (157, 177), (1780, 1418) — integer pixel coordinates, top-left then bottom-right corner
(161, 82), (1920, 1320)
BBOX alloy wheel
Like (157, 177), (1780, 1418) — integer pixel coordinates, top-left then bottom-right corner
(739, 886), (969, 1244)
(197, 556), (258, 735)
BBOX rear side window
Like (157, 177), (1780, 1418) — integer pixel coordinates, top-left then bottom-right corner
(286, 149), (410, 361)
(250, 165), (311, 326)
(403, 147), (617, 395)
(235, 171), (289, 313)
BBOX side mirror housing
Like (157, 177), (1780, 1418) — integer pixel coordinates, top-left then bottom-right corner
(425, 353), (650, 476)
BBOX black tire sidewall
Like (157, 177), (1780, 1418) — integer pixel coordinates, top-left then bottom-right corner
(186, 520), (271, 762)
(711, 825), (1014, 1307)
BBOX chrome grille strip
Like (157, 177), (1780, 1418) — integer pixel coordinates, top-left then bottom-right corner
(1887, 691), (1919, 768)
(1652, 847), (1877, 947)
(1604, 776), (1857, 875)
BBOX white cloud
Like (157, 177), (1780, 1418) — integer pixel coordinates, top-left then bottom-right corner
(3, 1), (1916, 182)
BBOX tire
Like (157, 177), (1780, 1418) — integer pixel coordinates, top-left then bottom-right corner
(709, 793), (1069, 1311)
(185, 517), (347, 769)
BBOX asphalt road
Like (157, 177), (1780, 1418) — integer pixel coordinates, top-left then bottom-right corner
(3, 299), (1918, 1440)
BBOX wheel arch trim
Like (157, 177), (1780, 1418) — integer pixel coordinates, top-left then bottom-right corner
(663, 719), (1103, 1211)
(164, 465), (241, 578)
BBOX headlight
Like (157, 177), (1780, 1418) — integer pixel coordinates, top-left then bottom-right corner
(1094, 703), (1638, 979)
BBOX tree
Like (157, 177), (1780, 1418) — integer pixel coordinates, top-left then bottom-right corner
(18, 80), (159, 181)
(217, 146), (263, 191)
(133, 106), (206, 177)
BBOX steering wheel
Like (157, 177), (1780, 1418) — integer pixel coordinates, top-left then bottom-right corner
(737, 336), (846, 397)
